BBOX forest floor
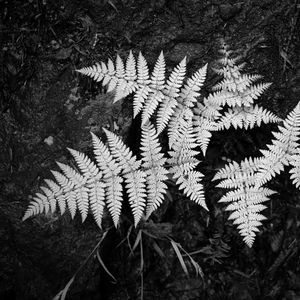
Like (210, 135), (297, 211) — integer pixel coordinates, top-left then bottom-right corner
(1, 0), (300, 299)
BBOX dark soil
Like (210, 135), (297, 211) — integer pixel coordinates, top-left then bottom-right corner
(1, 0), (300, 299)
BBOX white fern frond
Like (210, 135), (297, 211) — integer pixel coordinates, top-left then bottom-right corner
(44, 179), (66, 215)
(168, 64), (208, 148)
(208, 82), (271, 108)
(67, 148), (106, 228)
(156, 57), (186, 133)
(168, 106), (192, 149)
(91, 132), (123, 227)
(133, 52), (151, 117)
(193, 116), (217, 156)
(216, 105), (280, 130)
(213, 157), (262, 184)
(213, 155), (276, 247)
(141, 90), (164, 125)
(150, 51), (165, 89)
(213, 74), (262, 93)
(290, 150), (300, 188)
(256, 102), (300, 186)
(56, 162), (89, 222)
(103, 128), (147, 226)
(179, 64), (207, 107)
(140, 122), (168, 218)
(194, 98), (222, 121)
(168, 120), (207, 209)
(218, 182), (275, 248)
(140, 53), (167, 125)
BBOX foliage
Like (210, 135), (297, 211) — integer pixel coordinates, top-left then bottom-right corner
(23, 43), (300, 250)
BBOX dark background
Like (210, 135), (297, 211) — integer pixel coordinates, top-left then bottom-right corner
(1, 0), (300, 299)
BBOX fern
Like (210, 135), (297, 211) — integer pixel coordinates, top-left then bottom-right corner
(214, 102), (300, 246)
(24, 44), (300, 249)
(141, 122), (168, 218)
(168, 120), (206, 209)
(23, 121), (207, 227)
(213, 157), (276, 247)
(192, 41), (279, 156)
(256, 102), (300, 185)
(78, 52), (207, 135)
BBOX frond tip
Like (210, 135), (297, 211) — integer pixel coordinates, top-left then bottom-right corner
(214, 157), (275, 247)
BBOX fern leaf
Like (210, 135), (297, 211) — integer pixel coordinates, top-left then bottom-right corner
(22, 195), (49, 221)
(214, 156), (275, 247)
(103, 128), (147, 226)
(213, 157), (262, 188)
(168, 65), (207, 149)
(179, 64), (207, 107)
(56, 162), (89, 222)
(91, 132), (123, 227)
(156, 57), (186, 133)
(168, 108), (191, 149)
(141, 90), (164, 125)
(51, 170), (77, 219)
(241, 82), (272, 107)
(156, 95), (178, 134)
(219, 182), (275, 248)
(40, 186), (57, 213)
(168, 120), (207, 209)
(141, 52), (166, 124)
(123, 50), (138, 95)
(290, 150), (300, 188)
(44, 179), (66, 215)
(67, 148), (105, 228)
(150, 51), (165, 89)
(216, 105), (280, 130)
(193, 116), (217, 156)
(256, 102), (300, 185)
(133, 52), (151, 117)
(140, 122), (168, 218)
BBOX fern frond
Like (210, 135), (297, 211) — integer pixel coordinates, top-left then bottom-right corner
(44, 179), (66, 215)
(213, 74), (262, 93)
(192, 98), (221, 156)
(256, 102), (300, 185)
(67, 148), (105, 228)
(290, 150), (300, 188)
(214, 157), (275, 247)
(179, 64), (207, 107)
(209, 82), (272, 108)
(214, 157), (262, 179)
(216, 105), (281, 130)
(168, 64), (207, 149)
(168, 120), (207, 209)
(103, 128), (147, 226)
(23, 133), (125, 228)
(156, 57), (186, 133)
(168, 106), (192, 149)
(140, 122), (168, 218)
(56, 162), (89, 222)
(133, 52), (151, 117)
(192, 116), (217, 156)
(221, 185), (275, 247)
(150, 51), (165, 89)
(51, 170), (77, 219)
(91, 132), (123, 227)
